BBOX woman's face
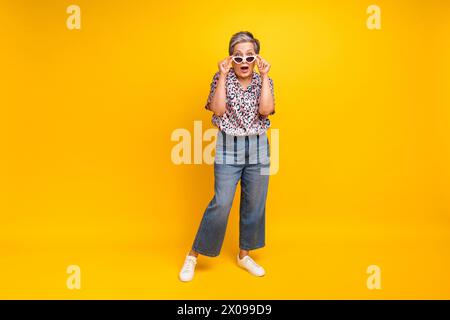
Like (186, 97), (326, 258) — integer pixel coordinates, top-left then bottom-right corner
(231, 42), (257, 79)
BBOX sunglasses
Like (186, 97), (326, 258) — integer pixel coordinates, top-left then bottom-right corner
(231, 55), (256, 64)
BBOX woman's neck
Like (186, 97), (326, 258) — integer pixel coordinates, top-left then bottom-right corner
(236, 72), (253, 90)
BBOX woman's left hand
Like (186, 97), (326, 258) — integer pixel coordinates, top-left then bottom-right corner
(256, 55), (271, 76)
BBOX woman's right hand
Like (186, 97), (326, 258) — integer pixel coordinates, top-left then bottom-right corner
(218, 56), (232, 76)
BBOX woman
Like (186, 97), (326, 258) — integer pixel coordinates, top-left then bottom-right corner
(179, 31), (275, 282)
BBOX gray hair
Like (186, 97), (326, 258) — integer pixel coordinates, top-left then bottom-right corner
(228, 31), (260, 56)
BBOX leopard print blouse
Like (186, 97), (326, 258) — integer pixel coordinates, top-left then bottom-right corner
(205, 68), (275, 136)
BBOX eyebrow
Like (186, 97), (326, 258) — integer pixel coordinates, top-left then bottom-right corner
(234, 50), (255, 55)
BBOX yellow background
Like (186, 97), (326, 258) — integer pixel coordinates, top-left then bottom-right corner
(1, 0), (449, 299)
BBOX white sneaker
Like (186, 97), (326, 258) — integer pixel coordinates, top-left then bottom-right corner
(237, 254), (265, 277)
(179, 254), (197, 282)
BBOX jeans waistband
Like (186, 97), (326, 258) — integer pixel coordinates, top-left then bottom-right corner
(215, 130), (270, 165)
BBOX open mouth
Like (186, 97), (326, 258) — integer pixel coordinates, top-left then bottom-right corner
(240, 65), (250, 72)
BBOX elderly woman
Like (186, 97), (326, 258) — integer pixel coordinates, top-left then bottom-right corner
(179, 31), (275, 282)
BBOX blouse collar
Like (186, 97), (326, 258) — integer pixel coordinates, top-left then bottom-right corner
(229, 67), (260, 91)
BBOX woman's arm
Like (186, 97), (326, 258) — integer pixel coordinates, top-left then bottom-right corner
(256, 55), (275, 116)
(208, 73), (228, 116)
(259, 74), (275, 116)
(207, 57), (232, 117)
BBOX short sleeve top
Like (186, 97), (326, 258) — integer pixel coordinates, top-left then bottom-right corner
(205, 68), (275, 136)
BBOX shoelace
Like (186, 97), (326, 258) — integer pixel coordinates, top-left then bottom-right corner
(183, 258), (196, 272)
(244, 256), (260, 269)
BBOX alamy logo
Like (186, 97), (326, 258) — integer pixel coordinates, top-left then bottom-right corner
(66, 265), (81, 290)
(366, 265), (382, 290)
(171, 121), (279, 175)
(366, 4), (381, 30)
(66, 5), (81, 30)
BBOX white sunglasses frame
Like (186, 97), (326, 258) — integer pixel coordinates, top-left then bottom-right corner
(231, 55), (257, 64)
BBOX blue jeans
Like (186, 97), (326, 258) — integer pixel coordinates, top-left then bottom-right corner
(192, 130), (270, 257)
